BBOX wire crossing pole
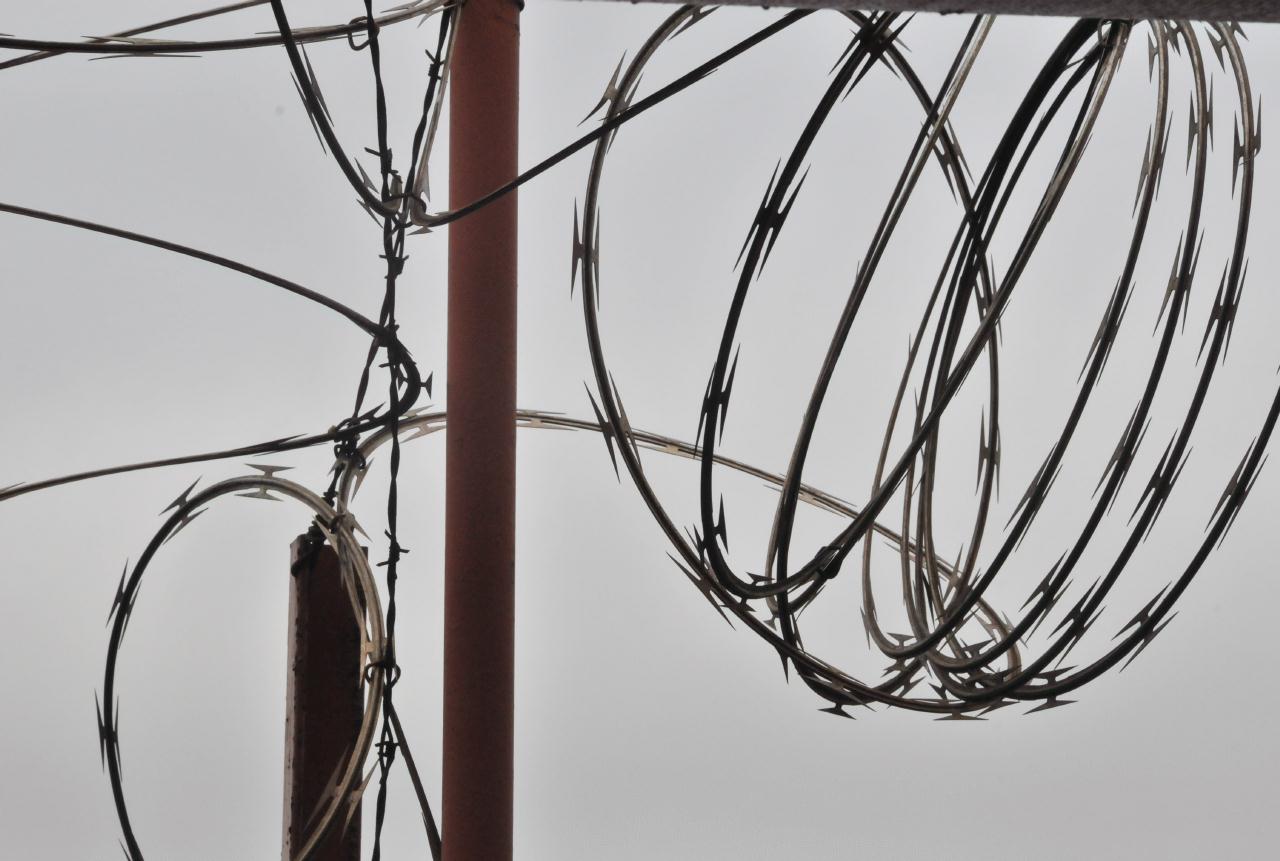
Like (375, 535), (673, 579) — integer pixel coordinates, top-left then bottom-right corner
(444, 0), (520, 858)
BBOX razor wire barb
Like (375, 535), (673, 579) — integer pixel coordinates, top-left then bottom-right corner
(0, 1), (1270, 858)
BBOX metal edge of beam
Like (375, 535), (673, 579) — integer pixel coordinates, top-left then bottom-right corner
(567, 1), (1280, 23)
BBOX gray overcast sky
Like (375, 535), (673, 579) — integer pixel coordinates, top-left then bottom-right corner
(1, 2), (1278, 858)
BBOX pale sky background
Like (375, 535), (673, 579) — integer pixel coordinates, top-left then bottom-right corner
(1, 2), (1278, 858)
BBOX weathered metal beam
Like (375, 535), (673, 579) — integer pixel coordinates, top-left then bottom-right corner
(574, 1), (1280, 23)
(283, 537), (363, 861)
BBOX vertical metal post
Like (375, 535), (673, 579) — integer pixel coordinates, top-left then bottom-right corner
(443, 0), (520, 859)
(283, 537), (363, 861)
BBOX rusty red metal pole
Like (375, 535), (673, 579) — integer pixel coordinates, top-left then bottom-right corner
(283, 537), (363, 861)
(443, 0), (520, 858)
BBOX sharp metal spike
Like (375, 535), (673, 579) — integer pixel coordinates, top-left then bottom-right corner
(580, 53), (626, 126)
(237, 488), (281, 502)
(1025, 697), (1076, 715)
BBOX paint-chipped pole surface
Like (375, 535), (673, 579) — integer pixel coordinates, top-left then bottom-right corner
(580, 1), (1280, 22)
(445, 0), (519, 860)
(284, 539), (362, 861)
